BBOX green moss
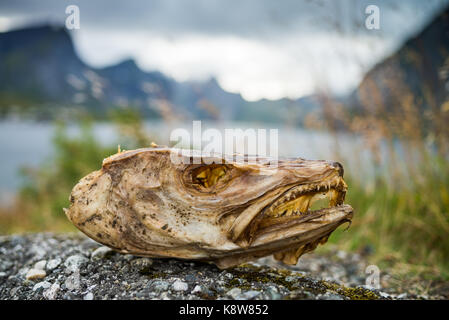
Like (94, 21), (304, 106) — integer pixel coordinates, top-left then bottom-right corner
(322, 281), (380, 300)
(225, 265), (292, 291)
(226, 264), (380, 300)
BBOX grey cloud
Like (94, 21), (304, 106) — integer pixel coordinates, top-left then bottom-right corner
(1, 0), (448, 41)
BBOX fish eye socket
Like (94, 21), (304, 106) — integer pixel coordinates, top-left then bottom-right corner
(193, 165), (227, 188)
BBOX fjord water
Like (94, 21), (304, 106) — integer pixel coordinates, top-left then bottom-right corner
(0, 119), (374, 201)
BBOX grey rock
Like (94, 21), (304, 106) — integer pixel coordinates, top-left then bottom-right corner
(149, 280), (169, 292)
(123, 254), (135, 261)
(131, 258), (153, 272)
(83, 292), (94, 300)
(18, 267), (29, 277)
(224, 273), (233, 280)
(65, 271), (81, 291)
(46, 258), (62, 271)
(34, 260), (47, 271)
(226, 288), (242, 299)
(172, 280), (188, 291)
(191, 285), (203, 294)
(318, 293), (345, 300)
(64, 255), (88, 273)
(336, 250), (348, 260)
(266, 286), (282, 300)
(33, 281), (52, 291)
(0, 260), (14, 271)
(241, 290), (261, 300)
(30, 243), (46, 259)
(43, 282), (60, 300)
(10, 287), (19, 297)
(91, 246), (113, 260)
(184, 274), (197, 282)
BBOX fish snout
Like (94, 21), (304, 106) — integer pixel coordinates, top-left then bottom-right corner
(328, 161), (344, 177)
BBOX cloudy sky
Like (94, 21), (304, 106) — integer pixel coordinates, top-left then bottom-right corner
(0, 0), (448, 100)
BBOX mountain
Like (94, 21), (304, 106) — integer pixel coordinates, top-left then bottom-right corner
(0, 24), (319, 123)
(2, 8), (448, 126)
(349, 7), (449, 118)
(0, 26), (86, 106)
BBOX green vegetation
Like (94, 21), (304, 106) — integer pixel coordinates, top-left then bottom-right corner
(327, 153), (449, 278)
(226, 264), (380, 300)
(0, 109), (154, 233)
(315, 87), (449, 279)
(0, 99), (448, 281)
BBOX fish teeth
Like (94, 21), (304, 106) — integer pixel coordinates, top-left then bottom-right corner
(266, 178), (344, 217)
(329, 189), (338, 207)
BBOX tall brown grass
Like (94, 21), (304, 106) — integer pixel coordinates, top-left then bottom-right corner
(312, 68), (449, 278)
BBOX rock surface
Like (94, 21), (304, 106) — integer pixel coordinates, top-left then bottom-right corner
(0, 233), (444, 300)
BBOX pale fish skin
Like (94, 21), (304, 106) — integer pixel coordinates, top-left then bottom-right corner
(65, 147), (353, 269)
